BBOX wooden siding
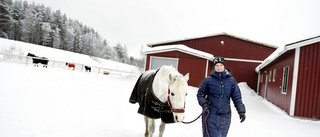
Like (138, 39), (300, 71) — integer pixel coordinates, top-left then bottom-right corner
(145, 51), (208, 87)
(150, 35), (275, 89)
(295, 42), (320, 119)
(226, 60), (260, 90)
(152, 35), (275, 61)
(259, 51), (295, 113)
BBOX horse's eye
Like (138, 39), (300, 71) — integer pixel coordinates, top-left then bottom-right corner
(186, 93), (188, 96)
(171, 93), (175, 96)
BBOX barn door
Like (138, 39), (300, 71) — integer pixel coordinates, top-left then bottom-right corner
(150, 56), (178, 70)
(264, 75), (268, 99)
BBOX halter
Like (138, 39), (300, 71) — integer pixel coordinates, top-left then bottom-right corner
(167, 84), (185, 113)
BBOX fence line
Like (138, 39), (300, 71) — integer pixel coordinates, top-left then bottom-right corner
(0, 52), (141, 76)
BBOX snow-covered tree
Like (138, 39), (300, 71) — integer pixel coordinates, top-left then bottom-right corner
(8, 0), (23, 40)
(101, 39), (113, 59)
(41, 22), (52, 46)
(51, 27), (60, 49)
(73, 29), (83, 53)
(53, 10), (66, 49)
(113, 43), (129, 63)
(0, 0), (11, 38)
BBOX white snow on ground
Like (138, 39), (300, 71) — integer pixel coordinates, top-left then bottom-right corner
(1, 62), (320, 137)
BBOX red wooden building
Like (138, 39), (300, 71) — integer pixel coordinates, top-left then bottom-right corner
(143, 33), (277, 88)
(256, 35), (320, 119)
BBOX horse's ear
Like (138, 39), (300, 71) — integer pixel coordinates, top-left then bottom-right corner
(169, 74), (176, 83)
(184, 73), (189, 82)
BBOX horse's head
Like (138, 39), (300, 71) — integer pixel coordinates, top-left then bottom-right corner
(168, 73), (189, 123)
(27, 53), (35, 57)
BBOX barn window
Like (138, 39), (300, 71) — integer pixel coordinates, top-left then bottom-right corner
(150, 56), (178, 70)
(269, 71), (272, 82)
(282, 66), (290, 94)
(273, 69), (276, 82)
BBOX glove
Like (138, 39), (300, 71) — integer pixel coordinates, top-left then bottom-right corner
(239, 113), (246, 123)
(202, 102), (209, 109)
(202, 102), (209, 113)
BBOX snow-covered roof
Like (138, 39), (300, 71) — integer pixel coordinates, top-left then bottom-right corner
(147, 32), (277, 49)
(142, 44), (214, 61)
(255, 35), (320, 72)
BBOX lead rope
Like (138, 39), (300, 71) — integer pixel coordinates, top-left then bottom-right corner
(182, 107), (210, 137)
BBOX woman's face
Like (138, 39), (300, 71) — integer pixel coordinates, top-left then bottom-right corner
(214, 63), (225, 72)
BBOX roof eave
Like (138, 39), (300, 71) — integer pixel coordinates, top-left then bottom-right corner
(142, 47), (214, 61)
(286, 35), (320, 50)
(256, 35), (320, 72)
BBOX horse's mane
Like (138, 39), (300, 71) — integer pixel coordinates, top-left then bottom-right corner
(153, 65), (187, 102)
(158, 66), (182, 80)
(174, 75), (188, 87)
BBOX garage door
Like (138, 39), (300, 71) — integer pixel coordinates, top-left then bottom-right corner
(150, 56), (178, 70)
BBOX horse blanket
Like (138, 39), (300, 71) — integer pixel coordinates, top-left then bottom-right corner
(129, 69), (175, 123)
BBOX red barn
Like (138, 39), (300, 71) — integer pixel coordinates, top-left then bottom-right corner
(143, 33), (277, 88)
(256, 35), (320, 119)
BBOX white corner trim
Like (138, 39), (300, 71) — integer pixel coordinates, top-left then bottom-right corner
(257, 71), (261, 94)
(290, 47), (300, 116)
(205, 60), (209, 78)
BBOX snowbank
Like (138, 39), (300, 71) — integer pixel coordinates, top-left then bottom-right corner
(238, 82), (259, 97)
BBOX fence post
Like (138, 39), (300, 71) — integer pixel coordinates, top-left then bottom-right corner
(26, 56), (28, 66)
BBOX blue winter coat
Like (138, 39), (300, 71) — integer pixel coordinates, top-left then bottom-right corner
(197, 70), (246, 137)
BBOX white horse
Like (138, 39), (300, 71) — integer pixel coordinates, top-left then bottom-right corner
(129, 66), (189, 137)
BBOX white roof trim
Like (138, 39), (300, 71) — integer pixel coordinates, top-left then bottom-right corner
(286, 36), (320, 50)
(255, 46), (287, 72)
(256, 35), (320, 72)
(142, 44), (214, 61)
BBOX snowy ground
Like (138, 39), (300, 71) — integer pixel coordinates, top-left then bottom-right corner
(1, 62), (320, 137)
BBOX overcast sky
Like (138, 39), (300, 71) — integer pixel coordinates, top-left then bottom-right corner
(24, 0), (320, 58)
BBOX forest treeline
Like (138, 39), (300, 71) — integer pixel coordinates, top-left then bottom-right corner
(0, 0), (145, 68)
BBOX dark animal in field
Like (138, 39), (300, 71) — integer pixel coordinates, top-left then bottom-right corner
(27, 53), (49, 68)
(85, 66), (91, 72)
(66, 63), (75, 70)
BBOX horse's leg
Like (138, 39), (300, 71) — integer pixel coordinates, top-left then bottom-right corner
(146, 117), (155, 137)
(159, 120), (166, 137)
(144, 116), (149, 137)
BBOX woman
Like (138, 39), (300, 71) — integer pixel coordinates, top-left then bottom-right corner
(197, 56), (246, 137)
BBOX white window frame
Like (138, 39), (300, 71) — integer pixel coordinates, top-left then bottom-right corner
(282, 66), (290, 94)
(269, 70), (272, 82)
(149, 56), (179, 70)
(273, 69), (276, 82)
